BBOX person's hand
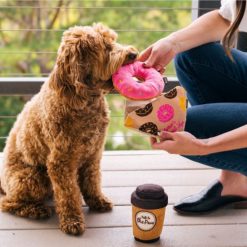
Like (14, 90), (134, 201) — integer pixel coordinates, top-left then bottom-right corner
(138, 37), (178, 73)
(150, 131), (209, 156)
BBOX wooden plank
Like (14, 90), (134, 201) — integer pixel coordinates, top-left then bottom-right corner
(103, 150), (165, 156)
(0, 205), (246, 230)
(0, 78), (43, 95)
(0, 163), (218, 187)
(102, 186), (205, 205)
(101, 154), (212, 171)
(0, 150), (178, 157)
(0, 186), (204, 207)
(0, 150), (163, 158)
(1, 225), (246, 247)
(34, 186), (205, 207)
(0, 159), (218, 187)
(83, 206), (247, 228)
(0, 153), (212, 171)
(101, 170), (220, 187)
(0, 152), (212, 171)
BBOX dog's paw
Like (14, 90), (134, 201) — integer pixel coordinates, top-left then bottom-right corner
(60, 217), (85, 235)
(27, 204), (54, 219)
(1, 199), (53, 220)
(87, 196), (113, 212)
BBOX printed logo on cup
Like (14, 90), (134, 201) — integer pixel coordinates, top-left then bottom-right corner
(135, 211), (157, 231)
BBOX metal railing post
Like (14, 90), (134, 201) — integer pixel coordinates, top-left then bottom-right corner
(237, 32), (247, 52)
(197, 0), (221, 17)
(192, 0), (221, 21)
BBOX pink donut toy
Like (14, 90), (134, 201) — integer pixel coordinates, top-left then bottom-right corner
(112, 61), (165, 100)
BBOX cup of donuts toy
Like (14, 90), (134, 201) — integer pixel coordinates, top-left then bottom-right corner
(131, 184), (168, 243)
(112, 61), (187, 136)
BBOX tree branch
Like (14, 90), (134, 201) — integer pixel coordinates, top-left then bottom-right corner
(46, 0), (64, 29)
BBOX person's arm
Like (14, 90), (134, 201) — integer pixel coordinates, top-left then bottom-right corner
(204, 124), (247, 154)
(139, 10), (231, 70)
(151, 124), (247, 156)
(167, 10), (231, 54)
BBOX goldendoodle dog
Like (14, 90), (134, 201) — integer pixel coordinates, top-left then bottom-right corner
(0, 23), (137, 235)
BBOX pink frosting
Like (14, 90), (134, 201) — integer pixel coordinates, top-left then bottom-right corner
(112, 61), (164, 100)
(163, 120), (185, 132)
(157, 104), (174, 122)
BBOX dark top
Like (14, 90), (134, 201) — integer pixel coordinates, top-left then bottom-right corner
(131, 184), (168, 210)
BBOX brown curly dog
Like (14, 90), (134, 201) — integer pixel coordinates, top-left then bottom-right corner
(0, 23), (137, 235)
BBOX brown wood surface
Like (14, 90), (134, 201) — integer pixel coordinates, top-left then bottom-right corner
(0, 151), (246, 247)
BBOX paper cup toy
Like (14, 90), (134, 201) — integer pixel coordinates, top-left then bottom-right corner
(124, 86), (187, 137)
(131, 184), (168, 243)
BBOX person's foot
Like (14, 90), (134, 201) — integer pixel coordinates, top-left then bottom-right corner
(220, 170), (247, 197)
(173, 171), (247, 215)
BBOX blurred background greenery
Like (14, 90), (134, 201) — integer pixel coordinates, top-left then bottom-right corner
(0, 0), (192, 151)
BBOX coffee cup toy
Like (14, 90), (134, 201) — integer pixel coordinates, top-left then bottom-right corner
(131, 184), (168, 243)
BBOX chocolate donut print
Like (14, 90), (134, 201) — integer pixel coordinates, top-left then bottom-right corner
(139, 122), (159, 136)
(164, 88), (177, 99)
(135, 103), (153, 117)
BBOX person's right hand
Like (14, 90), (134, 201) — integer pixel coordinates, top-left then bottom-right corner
(138, 37), (178, 73)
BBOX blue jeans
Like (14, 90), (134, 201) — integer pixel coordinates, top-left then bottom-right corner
(174, 42), (247, 176)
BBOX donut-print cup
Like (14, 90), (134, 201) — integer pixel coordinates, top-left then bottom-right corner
(124, 86), (187, 137)
(131, 184), (168, 243)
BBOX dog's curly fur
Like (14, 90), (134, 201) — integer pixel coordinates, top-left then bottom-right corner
(0, 23), (137, 235)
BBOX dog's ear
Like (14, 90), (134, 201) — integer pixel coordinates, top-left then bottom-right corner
(50, 27), (95, 95)
(50, 44), (75, 97)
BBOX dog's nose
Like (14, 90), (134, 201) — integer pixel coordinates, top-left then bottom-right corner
(127, 52), (138, 61)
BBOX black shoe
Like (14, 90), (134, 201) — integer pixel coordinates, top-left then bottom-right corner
(173, 180), (247, 215)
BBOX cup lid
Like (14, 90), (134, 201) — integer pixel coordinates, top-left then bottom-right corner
(131, 184), (168, 209)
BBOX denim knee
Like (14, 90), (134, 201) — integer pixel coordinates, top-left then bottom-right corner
(174, 50), (194, 89)
(184, 106), (210, 139)
(174, 51), (188, 75)
(174, 46), (199, 71)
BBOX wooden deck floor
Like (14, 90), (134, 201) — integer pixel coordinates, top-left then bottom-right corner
(0, 151), (247, 247)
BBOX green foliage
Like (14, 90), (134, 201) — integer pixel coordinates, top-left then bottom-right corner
(0, 96), (25, 150)
(0, 0), (192, 151)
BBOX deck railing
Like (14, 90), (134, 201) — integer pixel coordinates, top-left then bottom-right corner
(0, 0), (246, 151)
(0, 77), (179, 95)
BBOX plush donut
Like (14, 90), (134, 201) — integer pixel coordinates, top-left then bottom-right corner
(112, 61), (164, 100)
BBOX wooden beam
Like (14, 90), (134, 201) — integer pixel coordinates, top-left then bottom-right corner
(0, 77), (179, 95)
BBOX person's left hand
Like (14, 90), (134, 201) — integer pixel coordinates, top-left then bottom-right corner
(150, 131), (209, 156)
